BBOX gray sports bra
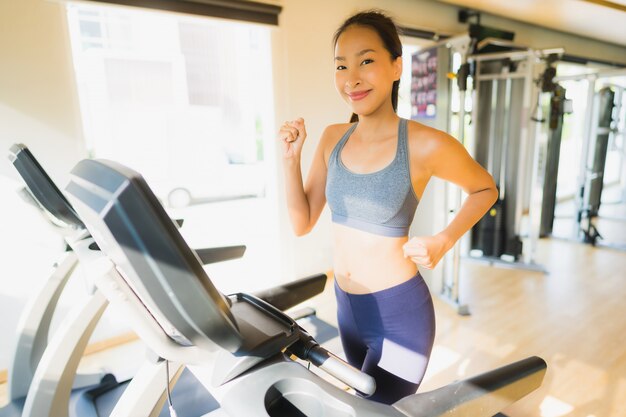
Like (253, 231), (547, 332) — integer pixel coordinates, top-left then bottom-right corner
(325, 118), (419, 237)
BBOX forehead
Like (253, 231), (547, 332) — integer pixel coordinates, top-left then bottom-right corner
(334, 25), (385, 55)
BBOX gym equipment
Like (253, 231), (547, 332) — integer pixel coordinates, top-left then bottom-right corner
(551, 68), (626, 249)
(1, 144), (101, 417)
(423, 32), (558, 315)
(4, 144), (248, 417)
(540, 85), (567, 237)
(0, 246), (89, 417)
(579, 86), (616, 245)
(469, 41), (562, 272)
(442, 35), (472, 317)
(66, 157), (548, 417)
(408, 33), (473, 316)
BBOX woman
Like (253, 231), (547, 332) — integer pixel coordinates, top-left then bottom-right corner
(278, 10), (497, 404)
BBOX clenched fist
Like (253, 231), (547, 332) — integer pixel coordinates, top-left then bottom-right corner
(278, 117), (307, 160)
(402, 234), (452, 269)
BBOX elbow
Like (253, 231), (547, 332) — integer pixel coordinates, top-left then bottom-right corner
(472, 177), (498, 206)
(490, 184), (499, 204)
(490, 190), (499, 208)
(481, 182), (500, 207)
(289, 211), (317, 236)
(485, 174), (499, 203)
(294, 229), (308, 237)
(292, 223), (313, 237)
(484, 184), (499, 207)
(491, 179), (499, 203)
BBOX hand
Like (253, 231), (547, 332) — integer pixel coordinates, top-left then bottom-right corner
(278, 118), (307, 160)
(402, 234), (452, 270)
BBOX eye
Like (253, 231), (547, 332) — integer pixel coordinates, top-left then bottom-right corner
(336, 65), (347, 70)
(361, 59), (374, 65)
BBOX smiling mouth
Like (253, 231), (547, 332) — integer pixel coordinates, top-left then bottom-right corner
(347, 90), (371, 101)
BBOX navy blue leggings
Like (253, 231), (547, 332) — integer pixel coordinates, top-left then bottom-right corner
(334, 273), (435, 404)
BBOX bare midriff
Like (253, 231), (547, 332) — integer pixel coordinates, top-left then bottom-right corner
(332, 223), (418, 294)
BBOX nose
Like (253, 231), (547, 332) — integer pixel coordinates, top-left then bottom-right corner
(347, 79), (361, 89)
(346, 68), (361, 89)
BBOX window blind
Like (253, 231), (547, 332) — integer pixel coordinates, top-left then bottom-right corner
(90, 0), (281, 25)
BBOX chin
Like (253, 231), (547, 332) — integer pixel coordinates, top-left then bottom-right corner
(351, 108), (376, 118)
(347, 103), (371, 116)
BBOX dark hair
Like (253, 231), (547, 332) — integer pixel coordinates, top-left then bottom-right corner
(333, 10), (402, 123)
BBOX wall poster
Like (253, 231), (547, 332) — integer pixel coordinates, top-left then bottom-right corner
(411, 47), (438, 119)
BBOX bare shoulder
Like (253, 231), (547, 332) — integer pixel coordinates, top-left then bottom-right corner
(320, 122), (355, 161)
(406, 119), (453, 145)
(406, 119), (461, 155)
(321, 122), (354, 143)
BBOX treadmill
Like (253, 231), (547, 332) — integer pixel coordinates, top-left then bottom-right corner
(64, 157), (548, 417)
(5, 144), (239, 417)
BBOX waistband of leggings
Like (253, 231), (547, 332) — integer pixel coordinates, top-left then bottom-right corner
(334, 272), (426, 301)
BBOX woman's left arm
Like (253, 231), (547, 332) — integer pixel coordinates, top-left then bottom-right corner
(403, 128), (498, 269)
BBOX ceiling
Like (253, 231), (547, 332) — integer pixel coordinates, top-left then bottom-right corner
(436, 0), (626, 47)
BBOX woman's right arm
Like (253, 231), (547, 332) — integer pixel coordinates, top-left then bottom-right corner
(279, 118), (332, 236)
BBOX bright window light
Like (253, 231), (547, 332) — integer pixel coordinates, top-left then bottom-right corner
(66, 2), (274, 208)
(66, 2), (281, 288)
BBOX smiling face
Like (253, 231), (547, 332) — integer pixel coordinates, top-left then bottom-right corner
(334, 25), (402, 119)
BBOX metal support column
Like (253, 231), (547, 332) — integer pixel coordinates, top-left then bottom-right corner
(441, 35), (472, 315)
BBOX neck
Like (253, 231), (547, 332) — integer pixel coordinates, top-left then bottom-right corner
(354, 107), (399, 141)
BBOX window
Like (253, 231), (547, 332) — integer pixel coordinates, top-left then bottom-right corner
(67, 2), (280, 287)
(67, 2), (273, 206)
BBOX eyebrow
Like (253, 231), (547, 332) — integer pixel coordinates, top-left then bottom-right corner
(335, 48), (376, 61)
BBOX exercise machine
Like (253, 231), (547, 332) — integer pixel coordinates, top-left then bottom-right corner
(2, 144), (104, 417)
(550, 68), (626, 249)
(4, 144), (249, 417)
(66, 157), (548, 417)
(468, 39), (563, 273)
(421, 27), (557, 315)
(539, 85), (568, 237)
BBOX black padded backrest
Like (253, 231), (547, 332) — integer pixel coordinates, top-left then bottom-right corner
(65, 158), (242, 352)
(8, 144), (84, 229)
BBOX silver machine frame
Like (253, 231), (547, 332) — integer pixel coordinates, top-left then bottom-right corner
(438, 34), (473, 316)
(436, 37), (566, 314)
(468, 40), (561, 273)
(554, 67), (626, 249)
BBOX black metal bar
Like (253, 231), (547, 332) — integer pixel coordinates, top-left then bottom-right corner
(398, 26), (449, 41)
(89, 0), (282, 26)
(393, 356), (547, 416)
(561, 53), (626, 68)
(252, 273), (327, 312)
(194, 245), (246, 265)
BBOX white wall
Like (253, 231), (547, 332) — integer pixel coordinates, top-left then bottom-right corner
(0, 0), (86, 181)
(0, 0), (91, 371)
(2, 0), (626, 370)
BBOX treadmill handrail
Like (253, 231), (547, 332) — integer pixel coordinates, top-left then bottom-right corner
(252, 273), (327, 311)
(392, 356), (547, 416)
(286, 329), (376, 396)
(194, 245), (246, 265)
